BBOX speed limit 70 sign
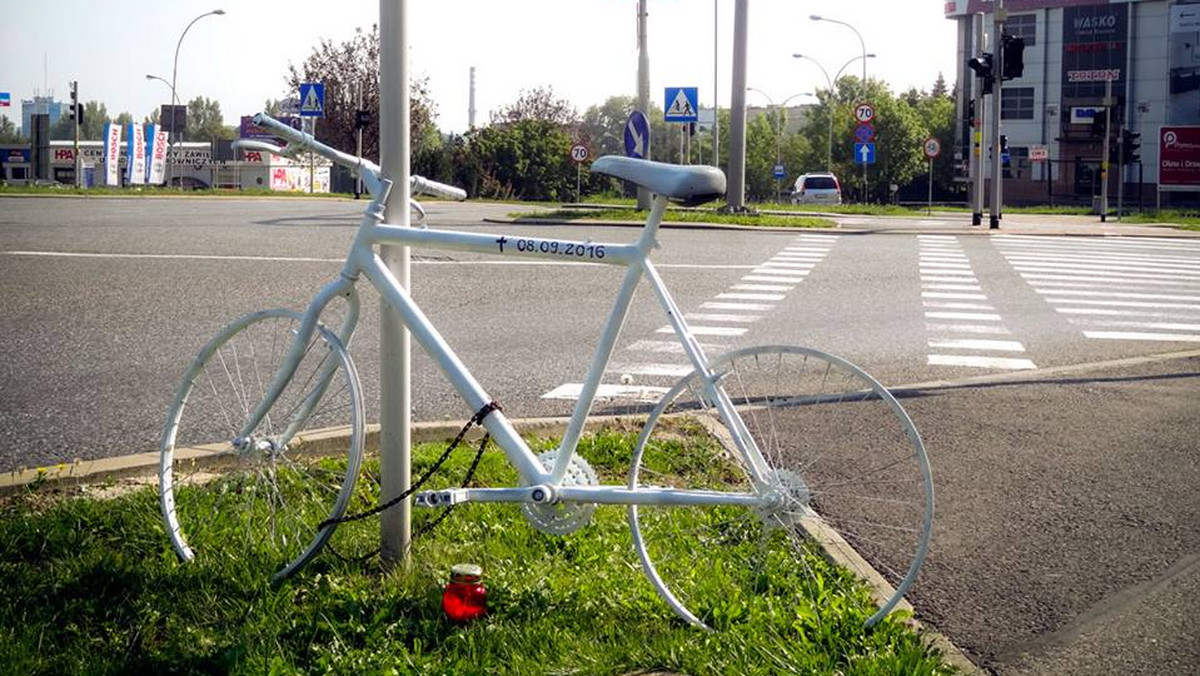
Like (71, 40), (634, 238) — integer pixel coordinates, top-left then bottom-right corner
(923, 137), (942, 159)
(854, 102), (875, 124)
(570, 144), (589, 163)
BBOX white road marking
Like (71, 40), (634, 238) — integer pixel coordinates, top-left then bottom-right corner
(926, 323), (1012, 335)
(925, 311), (1002, 321)
(1043, 298), (1200, 311)
(702, 301), (775, 311)
(928, 339), (1027, 352)
(610, 363), (695, 377)
(684, 313), (762, 323)
(741, 275), (808, 284)
(1081, 331), (1200, 342)
(732, 284), (794, 292)
(716, 292), (786, 301)
(657, 325), (748, 336)
(541, 383), (670, 402)
(1066, 319), (1200, 332)
(927, 355), (1038, 370)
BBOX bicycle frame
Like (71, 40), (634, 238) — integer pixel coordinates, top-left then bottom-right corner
(239, 115), (771, 508)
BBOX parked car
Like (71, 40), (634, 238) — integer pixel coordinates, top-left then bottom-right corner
(791, 172), (842, 205)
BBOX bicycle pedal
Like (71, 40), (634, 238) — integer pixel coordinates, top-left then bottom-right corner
(414, 489), (469, 508)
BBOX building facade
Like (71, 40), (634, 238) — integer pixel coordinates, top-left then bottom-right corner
(20, 96), (62, 137)
(947, 0), (1200, 206)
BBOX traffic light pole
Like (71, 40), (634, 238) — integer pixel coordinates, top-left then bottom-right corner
(1100, 78), (1112, 223)
(971, 13), (985, 226)
(71, 81), (81, 189)
(989, 4), (1005, 230)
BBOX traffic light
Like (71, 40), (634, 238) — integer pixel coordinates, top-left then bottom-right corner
(1001, 35), (1025, 80)
(968, 52), (995, 95)
(355, 109), (371, 130)
(1122, 129), (1141, 164)
(68, 81), (82, 123)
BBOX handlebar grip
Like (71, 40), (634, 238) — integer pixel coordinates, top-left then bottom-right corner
(411, 175), (467, 201)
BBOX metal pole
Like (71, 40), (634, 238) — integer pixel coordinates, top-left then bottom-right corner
(72, 82), (81, 189)
(636, 0), (651, 209)
(972, 13), (985, 226)
(356, 80), (363, 199)
(1117, 118), (1124, 221)
(468, 66), (476, 130)
(1100, 77), (1112, 223)
(168, 10), (224, 190)
(379, 0), (412, 567)
(713, 0), (720, 170)
(928, 158), (934, 215)
(309, 117), (316, 194)
(727, 0), (749, 210)
(989, 3), (1005, 229)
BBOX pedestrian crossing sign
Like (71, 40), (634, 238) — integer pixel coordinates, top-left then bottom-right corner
(299, 83), (325, 117)
(664, 87), (699, 123)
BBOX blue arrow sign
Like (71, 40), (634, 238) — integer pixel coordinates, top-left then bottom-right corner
(299, 83), (325, 117)
(624, 110), (651, 159)
(854, 142), (876, 165)
(664, 87), (699, 123)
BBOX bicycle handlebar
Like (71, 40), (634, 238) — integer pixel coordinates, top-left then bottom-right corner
(250, 113), (466, 201)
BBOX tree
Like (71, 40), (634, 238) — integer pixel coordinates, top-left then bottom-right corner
(185, 97), (233, 142)
(79, 101), (109, 140)
(286, 24), (438, 163)
(492, 87), (578, 127)
(931, 72), (950, 99)
(0, 115), (21, 143)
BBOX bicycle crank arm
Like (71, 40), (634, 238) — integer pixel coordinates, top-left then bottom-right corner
(414, 486), (550, 507)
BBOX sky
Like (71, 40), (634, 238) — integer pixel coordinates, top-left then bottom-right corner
(1, 1), (959, 135)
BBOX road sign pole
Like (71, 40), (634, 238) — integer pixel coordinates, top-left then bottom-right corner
(636, 0), (651, 210)
(379, 0), (413, 568)
(928, 158), (934, 215)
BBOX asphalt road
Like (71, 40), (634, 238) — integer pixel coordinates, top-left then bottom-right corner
(1, 196), (1197, 674)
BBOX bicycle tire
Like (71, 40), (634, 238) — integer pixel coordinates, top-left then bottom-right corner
(159, 309), (365, 581)
(628, 345), (933, 629)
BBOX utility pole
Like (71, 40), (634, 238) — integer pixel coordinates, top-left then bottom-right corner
(726, 0), (749, 211)
(636, 0), (651, 210)
(989, 1), (1006, 230)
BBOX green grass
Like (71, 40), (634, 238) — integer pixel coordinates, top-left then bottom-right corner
(513, 208), (835, 229)
(0, 428), (951, 675)
(1121, 210), (1200, 230)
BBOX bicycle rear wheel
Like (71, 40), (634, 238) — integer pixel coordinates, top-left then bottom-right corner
(160, 309), (365, 581)
(629, 345), (933, 629)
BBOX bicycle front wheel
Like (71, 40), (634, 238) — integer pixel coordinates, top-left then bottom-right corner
(160, 309), (365, 581)
(629, 346), (933, 630)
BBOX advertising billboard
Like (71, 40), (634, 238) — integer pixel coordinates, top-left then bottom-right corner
(1158, 126), (1200, 191)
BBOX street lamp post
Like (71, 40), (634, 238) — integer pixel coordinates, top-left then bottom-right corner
(792, 53), (875, 175)
(810, 15), (869, 200)
(167, 8), (225, 187)
(746, 87), (813, 201)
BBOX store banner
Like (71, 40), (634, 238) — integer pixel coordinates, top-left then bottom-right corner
(102, 122), (122, 186)
(125, 123), (147, 185)
(145, 124), (168, 184)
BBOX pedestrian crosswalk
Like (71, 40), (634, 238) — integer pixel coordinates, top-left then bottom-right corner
(920, 235), (1037, 371)
(994, 235), (1200, 344)
(541, 233), (840, 402)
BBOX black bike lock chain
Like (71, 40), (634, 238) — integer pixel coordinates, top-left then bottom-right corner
(319, 400), (500, 563)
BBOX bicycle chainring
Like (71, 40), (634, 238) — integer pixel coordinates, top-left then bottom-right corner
(521, 450), (599, 536)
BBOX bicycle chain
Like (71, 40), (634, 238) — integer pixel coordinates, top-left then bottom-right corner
(319, 401), (500, 563)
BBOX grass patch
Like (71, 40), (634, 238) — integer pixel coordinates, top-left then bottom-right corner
(513, 208), (835, 229)
(0, 427), (950, 675)
(0, 184), (353, 199)
(1121, 210), (1200, 230)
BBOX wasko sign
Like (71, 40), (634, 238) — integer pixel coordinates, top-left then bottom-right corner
(1159, 126), (1200, 191)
